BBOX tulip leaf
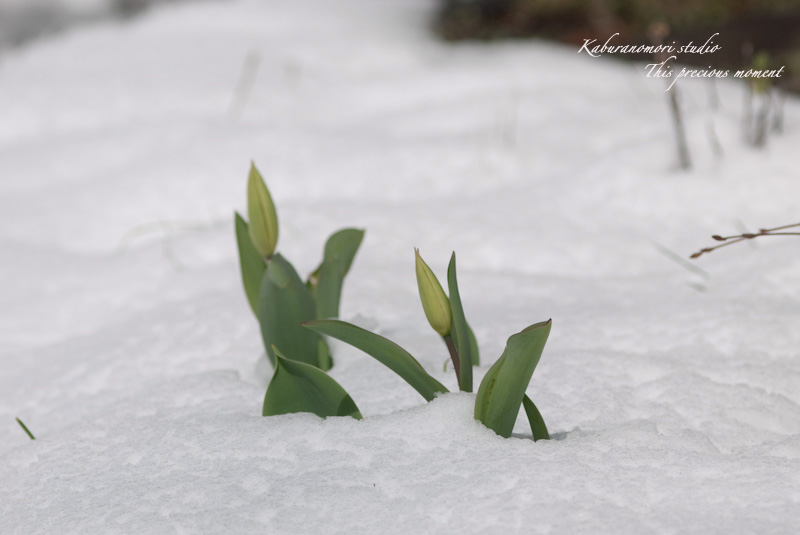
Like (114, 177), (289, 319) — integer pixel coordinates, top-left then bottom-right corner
(447, 253), (473, 392)
(304, 319), (449, 402)
(259, 253), (326, 369)
(317, 337), (333, 371)
(263, 352), (361, 419)
(234, 212), (266, 317)
(467, 323), (480, 366)
(310, 228), (365, 319)
(522, 394), (549, 441)
(474, 320), (551, 438)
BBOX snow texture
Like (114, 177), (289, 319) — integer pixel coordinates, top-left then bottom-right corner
(1, 0), (799, 533)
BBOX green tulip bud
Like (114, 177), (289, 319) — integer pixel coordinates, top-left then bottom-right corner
(247, 162), (279, 258)
(414, 248), (452, 337)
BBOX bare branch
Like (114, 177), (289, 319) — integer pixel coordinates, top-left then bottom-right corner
(690, 222), (800, 258)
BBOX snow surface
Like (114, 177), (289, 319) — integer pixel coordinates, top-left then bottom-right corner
(1, 0), (799, 532)
(0, 0), (177, 49)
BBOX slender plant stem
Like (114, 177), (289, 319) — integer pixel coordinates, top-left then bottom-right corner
(227, 49), (261, 121)
(691, 222), (800, 258)
(669, 84), (692, 170)
(724, 222), (800, 235)
(16, 417), (35, 440)
(755, 232), (800, 236)
(443, 335), (461, 388)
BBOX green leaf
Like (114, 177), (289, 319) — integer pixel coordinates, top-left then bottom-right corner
(310, 228), (365, 319)
(15, 417), (35, 440)
(474, 320), (551, 438)
(259, 253), (326, 368)
(522, 394), (549, 441)
(317, 337), (333, 372)
(447, 253), (472, 392)
(263, 353), (361, 419)
(234, 212), (267, 317)
(304, 319), (449, 402)
(467, 323), (480, 366)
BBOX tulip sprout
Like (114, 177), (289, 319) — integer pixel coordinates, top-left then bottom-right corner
(414, 248), (478, 391)
(263, 249), (552, 441)
(234, 162), (364, 371)
(246, 164), (279, 259)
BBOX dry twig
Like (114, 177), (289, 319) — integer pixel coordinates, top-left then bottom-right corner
(690, 222), (800, 258)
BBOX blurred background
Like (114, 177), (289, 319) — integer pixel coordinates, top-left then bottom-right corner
(3, 0), (799, 92)
(0, 0), (177, 48)
(437, 0), (800, 92)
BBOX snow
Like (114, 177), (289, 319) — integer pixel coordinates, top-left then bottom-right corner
(0, 0), (175, 48)
(1, 0), (799, 532)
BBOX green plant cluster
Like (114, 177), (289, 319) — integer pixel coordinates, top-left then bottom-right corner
(234, 163), (364, 371)
(302, 251), (551, 440)
(237, 164), (552, 441)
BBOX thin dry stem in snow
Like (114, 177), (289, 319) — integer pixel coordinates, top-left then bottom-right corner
(690, 222), (800, 258)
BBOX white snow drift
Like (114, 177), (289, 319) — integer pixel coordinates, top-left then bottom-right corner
(0, 0), (798, 533)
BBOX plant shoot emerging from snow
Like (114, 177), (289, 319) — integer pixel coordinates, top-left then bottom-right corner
(267, 249), (551, 441)
(234, 162), (364, 372)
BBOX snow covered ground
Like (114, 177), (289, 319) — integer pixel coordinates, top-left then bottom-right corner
(1, 0), (799, 532)
(0, 0), (179, 48)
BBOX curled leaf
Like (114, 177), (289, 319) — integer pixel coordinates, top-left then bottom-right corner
(263, 352), (361, 419)
(259, 254), (328, 369)
(304, 319), (449, 402)
(475, 320), (551, 438)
